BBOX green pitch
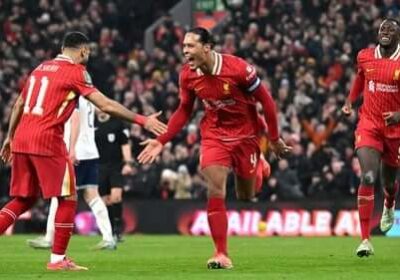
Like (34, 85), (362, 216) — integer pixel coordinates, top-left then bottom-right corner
(0, 235), (399, 280)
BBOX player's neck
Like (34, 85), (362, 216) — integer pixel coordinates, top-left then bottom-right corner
(379, 44), (399, 58)
(199, 51), (216, 74)
(60, 51), (78, 64)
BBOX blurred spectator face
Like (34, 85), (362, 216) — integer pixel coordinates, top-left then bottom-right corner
(130, 124), (142, 138)
(278, 159), (289, 170)
(292, 143), (303, 156)
(331, 160), (344, 174)
(182, 32), (212, 70)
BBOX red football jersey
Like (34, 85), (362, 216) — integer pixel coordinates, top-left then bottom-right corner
(180, 52), (262, 141)
(349, 46), (400, 138)
(12, 55), (97, 156)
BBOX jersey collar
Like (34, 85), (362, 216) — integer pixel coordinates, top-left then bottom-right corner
(196, 51), (223, 76)
(375, 44), (400, 60)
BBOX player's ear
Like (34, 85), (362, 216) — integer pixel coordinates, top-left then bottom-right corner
(203, 43), (211, 53)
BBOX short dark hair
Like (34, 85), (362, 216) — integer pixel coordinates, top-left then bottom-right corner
(383, 18), (400, 27)
(187, 27), (214, 47)
(62, 31), (90, 48)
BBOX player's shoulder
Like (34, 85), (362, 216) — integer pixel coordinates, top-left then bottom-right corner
(222, 53), (247, 67)
(357, 47), (375, 62)
(179, 64), (195, 86)
(222, 54), (254, 75)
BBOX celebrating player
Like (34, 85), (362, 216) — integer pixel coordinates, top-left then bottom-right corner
(342, 18), (400, 257)
(27, 97), (117, 251)
(0, 31), (166, 271)
(138, 27), (291, 269)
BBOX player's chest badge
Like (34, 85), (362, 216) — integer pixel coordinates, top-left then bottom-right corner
(222, 82), (230, 95)
(393, 69), (400, 80)
(107, 133), (115, 143)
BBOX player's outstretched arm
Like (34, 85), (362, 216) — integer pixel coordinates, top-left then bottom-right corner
(1, 95), (24, 163)
(252, 84), (292, 158)
(342, 55), (365, 116)
(138, 84), (196, 165)
(85, 91), (167, 136)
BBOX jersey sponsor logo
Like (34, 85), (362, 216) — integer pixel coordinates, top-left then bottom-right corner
(107, 133), (115, 142)
(366, 68), (375, 73)
(368, 80), (375, 92)
(202, 98), (236, 110)
(368, 80), (399, 93)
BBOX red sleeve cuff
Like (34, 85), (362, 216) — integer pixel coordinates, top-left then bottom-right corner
(133, 114), (147, 126)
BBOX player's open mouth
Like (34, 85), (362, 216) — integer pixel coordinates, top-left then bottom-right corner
(381, 36), (390, 43)
(186, 57), (195, 66)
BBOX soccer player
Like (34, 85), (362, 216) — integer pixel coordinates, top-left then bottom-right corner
(138, 27), (291, 269)
(27, 97), (116, 250)
(342, 18), (400, 257)
(0, 31), (166, 271)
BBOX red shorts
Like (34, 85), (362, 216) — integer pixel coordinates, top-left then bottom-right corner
(355, 125), (400, 167)
(200, 137), (260, 179)
(10, 153), (76, 199)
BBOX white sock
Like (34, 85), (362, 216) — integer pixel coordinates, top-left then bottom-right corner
(89, 196), (114, 242)
(50, 253), (65, 263)
(45, 197), (58, 244)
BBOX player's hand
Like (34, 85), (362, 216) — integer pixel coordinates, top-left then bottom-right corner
(69, 149), (79, 165)
(122, 163), (134, 175)
(144, 111), (168, 136)
(137, 139), (163, 164)
(383, 111), (400, 126)
(0, 137), (12, 163)
(269, 138), (292, 159)
(341, 100), (353, 116)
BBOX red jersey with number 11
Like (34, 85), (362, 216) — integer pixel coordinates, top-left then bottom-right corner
(12, 55), (97, 156)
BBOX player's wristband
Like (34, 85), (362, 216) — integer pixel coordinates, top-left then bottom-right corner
(133, 114), (147, 126)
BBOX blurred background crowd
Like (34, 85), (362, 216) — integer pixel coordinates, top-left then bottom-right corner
(1, 0), (399, 202)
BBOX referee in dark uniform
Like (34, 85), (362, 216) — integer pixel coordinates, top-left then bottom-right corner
(95, 111), (134, 242)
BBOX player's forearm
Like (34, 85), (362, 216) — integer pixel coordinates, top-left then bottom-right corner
(157, 104), (192, 145)
(253, 85), (279, 141)
(86, 91), (146, 125)
(348, 71), (364, 103)
(121, 143), (133, 162)
(69, 110), (80, 152)
(7, 96), (24, 139)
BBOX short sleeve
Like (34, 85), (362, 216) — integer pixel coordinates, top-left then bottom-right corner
(118, 121), (129, 145)
(71, 67), (98, 97)
(237, 58), (261, 93)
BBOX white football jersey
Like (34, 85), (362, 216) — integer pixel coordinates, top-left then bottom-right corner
(75, 97), (99, 160)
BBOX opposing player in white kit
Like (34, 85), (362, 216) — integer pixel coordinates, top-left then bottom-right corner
(27, 97), (116, 250)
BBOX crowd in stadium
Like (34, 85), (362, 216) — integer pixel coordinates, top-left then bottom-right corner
(1, 0), (399, 202)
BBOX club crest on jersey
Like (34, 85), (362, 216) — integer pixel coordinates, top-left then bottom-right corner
(107, 133), (115, 143)
(368, 80), (375, 93)
(223, 82), (230, 94)
(394, 69), (400, 80)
